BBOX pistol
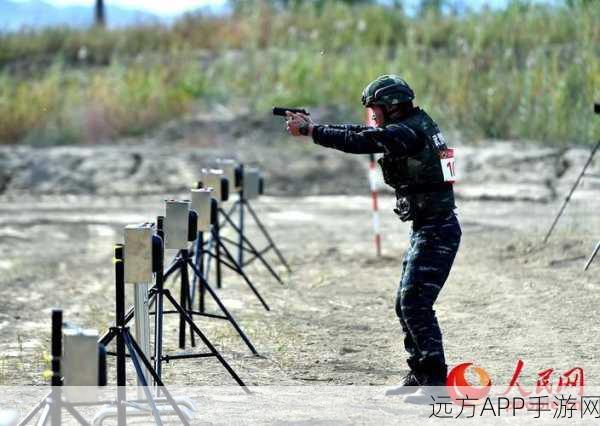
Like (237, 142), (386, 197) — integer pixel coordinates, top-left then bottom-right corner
(272, 107), (310, 117)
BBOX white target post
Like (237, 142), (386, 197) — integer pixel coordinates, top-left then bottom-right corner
(368, 153), (382, 257)
(365, 109), (382, 257)
(124, 223), (154, 397)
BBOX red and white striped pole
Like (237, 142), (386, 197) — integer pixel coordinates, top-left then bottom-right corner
(365, 107), (382, 257)
(368, 153), (382, 257)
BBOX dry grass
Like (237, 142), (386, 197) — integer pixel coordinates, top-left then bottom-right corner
(0, 1), (598, 146)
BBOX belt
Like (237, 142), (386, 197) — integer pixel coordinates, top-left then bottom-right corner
(396, 182), (453, 196)
(412, 211), (456, 229)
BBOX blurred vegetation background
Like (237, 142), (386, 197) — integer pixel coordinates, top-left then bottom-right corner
(0, 0), (598, 146)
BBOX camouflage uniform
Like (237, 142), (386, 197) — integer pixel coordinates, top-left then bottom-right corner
(312, 106), (460, 385)
(397, 213), (460, 382)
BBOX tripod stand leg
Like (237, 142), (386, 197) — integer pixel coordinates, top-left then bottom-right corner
(61, 402), (90, 426)
(123, 332), (164, 426)
(125, 335), (191, 425)
(186, 259), (259, 355)
(178, 257), (188, 350)
(204, 232), (215, 282)
(116, 327), (127, 425)
(133, 283), (151, 392)
(585, 241), (600, 271)
(36, 404), (50, 426)
(219, 199), (239, 229)
(215, 220), (223, 289)
(215, 239), (271, 311)
(180, 251), (196, 348)
(245, 200), (292, 272)
(191, 238), (199, 307)
(178, 296), (186, 350)
(238, 195), (244, 267)
(198, 233), (206, 313)
(113, 247), (128, 426)
(19, 392), (50, 425)
(163, 256), (182, 282)
(163, 290), (249, 391)
(99, 286), (157, 346)
(191, 234), (205, 311)
(153, 289), (164, 384)
(220, 210), (284, 285)
(544, 140), (600, 243)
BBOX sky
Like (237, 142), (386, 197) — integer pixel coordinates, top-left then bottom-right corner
(12, 0), (560, 17)
(16, 0), (228, 16)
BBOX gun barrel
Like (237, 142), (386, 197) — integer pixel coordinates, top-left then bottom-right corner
(273, 107), (310, 117)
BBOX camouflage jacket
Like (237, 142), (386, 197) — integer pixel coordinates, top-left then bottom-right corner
(312, 108), (456, 221)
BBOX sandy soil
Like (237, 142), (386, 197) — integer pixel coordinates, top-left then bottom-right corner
(0, 191), (597, 405)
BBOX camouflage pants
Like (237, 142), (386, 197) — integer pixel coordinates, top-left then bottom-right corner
(395, 213), (461, 370)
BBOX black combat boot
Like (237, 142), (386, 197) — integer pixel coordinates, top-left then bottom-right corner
(403, 358), (448, 405)
(385, 358), (421, 396)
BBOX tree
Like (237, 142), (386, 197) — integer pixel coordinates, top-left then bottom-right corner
(565, 0), (596, 7)
(419, 0), (445, 16)
(95, 0), (105, 27)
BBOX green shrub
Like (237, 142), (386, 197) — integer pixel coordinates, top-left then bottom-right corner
(0, 1), (597, 146)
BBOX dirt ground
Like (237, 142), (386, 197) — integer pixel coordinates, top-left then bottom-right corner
(0, 190), (598, 398)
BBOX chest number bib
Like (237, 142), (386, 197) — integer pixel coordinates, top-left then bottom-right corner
(440, 148), (456, 183)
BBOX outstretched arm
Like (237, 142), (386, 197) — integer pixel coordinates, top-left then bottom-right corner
(312, 124), (425, 156)
(285, 112), (425, 156)
(311, 125), (384, 154)
(322, 124), (372, 132)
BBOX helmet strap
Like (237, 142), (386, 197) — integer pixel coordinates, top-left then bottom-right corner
(387, 102), (415, 121)
(380, 105), (391, 124)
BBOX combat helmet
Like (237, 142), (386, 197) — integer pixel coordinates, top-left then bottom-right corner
(361, 75), (415, 108)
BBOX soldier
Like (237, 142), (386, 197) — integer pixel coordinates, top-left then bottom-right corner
(284, 75), (461, 404)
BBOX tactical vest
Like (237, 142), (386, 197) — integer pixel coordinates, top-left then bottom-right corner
(377, 108), (456, 221)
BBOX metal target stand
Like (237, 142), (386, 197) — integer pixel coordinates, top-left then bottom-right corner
(94, 245), (192, 425)
(20, 263), (192, 426)
(209, 164), (291, 286)
(19, 310), (94, 426)
(22, 165), (280, 424)
(585, 242), (600, 271)
(191, 173), (273, 311)
(159, 204), (262, 355)
(191, 200), (272, 311)
(99, 222), (249, 392)
(544, 103), (600, 271)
